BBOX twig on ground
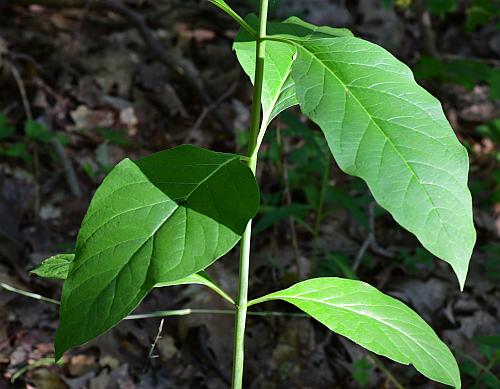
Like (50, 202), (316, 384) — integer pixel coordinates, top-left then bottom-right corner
(3, 58), (42, 215)
(50, 136), (82, 198)
(353, 202), (375, 272)
(415, 0), (438, 57)
(185, 80), (239, 141)
(353, 202), (396, 271)
(7, 0), (232, 133)
(144, 318), (164, 371)
(4, 58), (32, 120)
(39, 113), (83, 198)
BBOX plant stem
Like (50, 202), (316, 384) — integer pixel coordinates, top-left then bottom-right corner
(367, 354), (406, 389)
(312, 154), (331, 266)
(1, 281), (306, 318)
(0, 282), (60, 305)
(126, 308), (308, 320)
(247, 1), (268, 161)
(232, 1), (269, 388)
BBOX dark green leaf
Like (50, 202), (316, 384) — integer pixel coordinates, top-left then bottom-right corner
(1, 142), (31, 161)
(0, 114), (15, 140)
(31, 254), (75, 280)
(32, 252), (234, 305)
(24, 120), (54, 143)
(56, 145), (259, 359)
(427, 0), (458, 15)
(253, 203), (312, 234)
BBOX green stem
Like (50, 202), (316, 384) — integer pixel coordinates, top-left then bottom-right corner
(312, 154), (331, 265)
(126, 309), (308, 320)
(247, 3), (268, 160)
(232, 1), (268, 388)
(208, 0), (257, 37)
(0, 282), (60, 305)
(1, 281), (306, 318)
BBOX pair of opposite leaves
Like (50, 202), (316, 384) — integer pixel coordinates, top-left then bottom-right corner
(46, 13), (474, 389)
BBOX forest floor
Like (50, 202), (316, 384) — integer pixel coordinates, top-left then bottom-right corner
(0, 1), (499, 388)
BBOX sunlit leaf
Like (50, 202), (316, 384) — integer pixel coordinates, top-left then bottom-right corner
(250, 277), (461, 388)
(234, 16), (352, 129)
(276, 32), (475, 288)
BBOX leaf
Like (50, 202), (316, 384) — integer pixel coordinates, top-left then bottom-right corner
(32, 254), (234, 304)
(426, 0), (458, 15)
(276, 33), (475, 288)
(31, 254), (75, 280)
(253, 203), (312, 234)
(56, 145), (259, 359)
(0, 142), (31, 161)
(24, 120), (54, 143)
(0, 114), (15, 140)
(209, 0), (256, 36)
(234, 16), (352, 129)
(235, 16), (296, 130)
(414, 56), (500, 100)
(249, 277), (461, 388)
(156, 271), (235, 304)
(32, 252), (235, 304)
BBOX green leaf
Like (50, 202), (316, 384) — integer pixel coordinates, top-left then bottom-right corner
(234, 16), (352, 130)
(156, 271), (234, 304)
(249, 277), (461, 388)
(32, 253), (235, 304)
(0, 114), (15, 140)
(253, 203), (312, 234)
(427, 0), (458, 15)
(31, 254), (75, 280)
(276, 33), (475, 288)
(209, 0), (256, 36)
(414, 56), (500, 100)
(24, 120), (54, 143)
(353, 357), (373, 387)
(466, 3), (498, 32)
(56, 145), (259, 359)
(235, 16), (297, 130)
(0, 142), (31, 161)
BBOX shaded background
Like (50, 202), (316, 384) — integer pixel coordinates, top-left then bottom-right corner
(0, 0), (499, 388)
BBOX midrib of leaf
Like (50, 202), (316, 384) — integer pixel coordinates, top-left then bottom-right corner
(70, 210), (176, 295)
(80, 157), (237, 256)
(77, 199), (174, 253)
(72, 157), (241, 294)
(262, 58), (294, 128)
(271, 35), (455, 256)
(273, 292), (456, 385)
(157, 156), (239, 202)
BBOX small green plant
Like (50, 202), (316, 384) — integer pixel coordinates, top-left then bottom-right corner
(0, 114), (68, 161)
(33, 1), (477, 387)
